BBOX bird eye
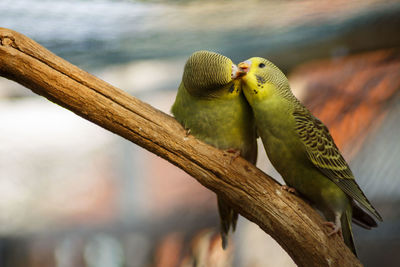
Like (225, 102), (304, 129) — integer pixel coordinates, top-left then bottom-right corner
(258, 63), (266, 68)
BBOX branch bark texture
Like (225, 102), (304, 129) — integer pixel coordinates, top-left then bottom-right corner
(0, 28), (361, 267)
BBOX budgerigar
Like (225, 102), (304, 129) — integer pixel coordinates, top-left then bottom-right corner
(237, 57), (382, 255)
(171, 51), (258, 248)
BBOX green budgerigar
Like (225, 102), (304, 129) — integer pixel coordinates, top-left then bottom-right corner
(237, 57), (382, 255)
(171, 51), (258, 248)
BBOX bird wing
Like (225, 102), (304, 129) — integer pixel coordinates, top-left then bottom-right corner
(293, 107), (382, 221)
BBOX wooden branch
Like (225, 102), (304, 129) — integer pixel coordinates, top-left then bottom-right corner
(0, 28), (362, 267)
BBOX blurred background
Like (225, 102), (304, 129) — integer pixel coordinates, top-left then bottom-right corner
(1, 0), (400, 266)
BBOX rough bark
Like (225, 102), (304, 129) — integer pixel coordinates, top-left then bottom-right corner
(0, 28), (362, 267)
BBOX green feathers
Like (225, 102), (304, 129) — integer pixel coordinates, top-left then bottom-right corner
(172, 51), (258, 248)
(182, 51), (234, 97)
(293, 107), (382, 221)
(238, 57), (382, 255)
(172, 52), (381, 255)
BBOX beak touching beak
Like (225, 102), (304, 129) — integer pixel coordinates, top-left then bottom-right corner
(237, 60), (251, 77)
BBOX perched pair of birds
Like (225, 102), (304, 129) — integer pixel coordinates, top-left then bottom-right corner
(171, 51), (382, 256)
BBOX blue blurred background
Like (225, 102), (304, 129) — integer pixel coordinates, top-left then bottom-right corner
(1, 0), (400, 266)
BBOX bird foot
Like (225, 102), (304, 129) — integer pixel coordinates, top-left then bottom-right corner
(185, 128), (191, 137)
(281, 185), (298, 195)
(225, 149), (241, 164)
(323, 221), (343, 238)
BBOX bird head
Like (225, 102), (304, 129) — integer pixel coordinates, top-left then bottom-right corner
(237, 57), (290, 104)
(183, 51), (235, 97)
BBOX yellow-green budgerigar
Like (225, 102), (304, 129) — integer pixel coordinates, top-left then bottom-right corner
(237, 57), (382, 255)
(171, 51), (258, 248)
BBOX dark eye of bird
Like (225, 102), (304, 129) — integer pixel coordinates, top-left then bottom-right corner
(259, 63), (266, 68)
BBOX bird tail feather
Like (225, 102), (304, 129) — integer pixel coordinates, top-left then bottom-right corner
(217, 196), (238, 249)
(342, 206), (357, 256)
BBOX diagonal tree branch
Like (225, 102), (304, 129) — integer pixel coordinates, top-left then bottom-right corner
(0, 28), (361, 267)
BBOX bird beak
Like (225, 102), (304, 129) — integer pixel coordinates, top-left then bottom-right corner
(237, 61), (251, 77)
